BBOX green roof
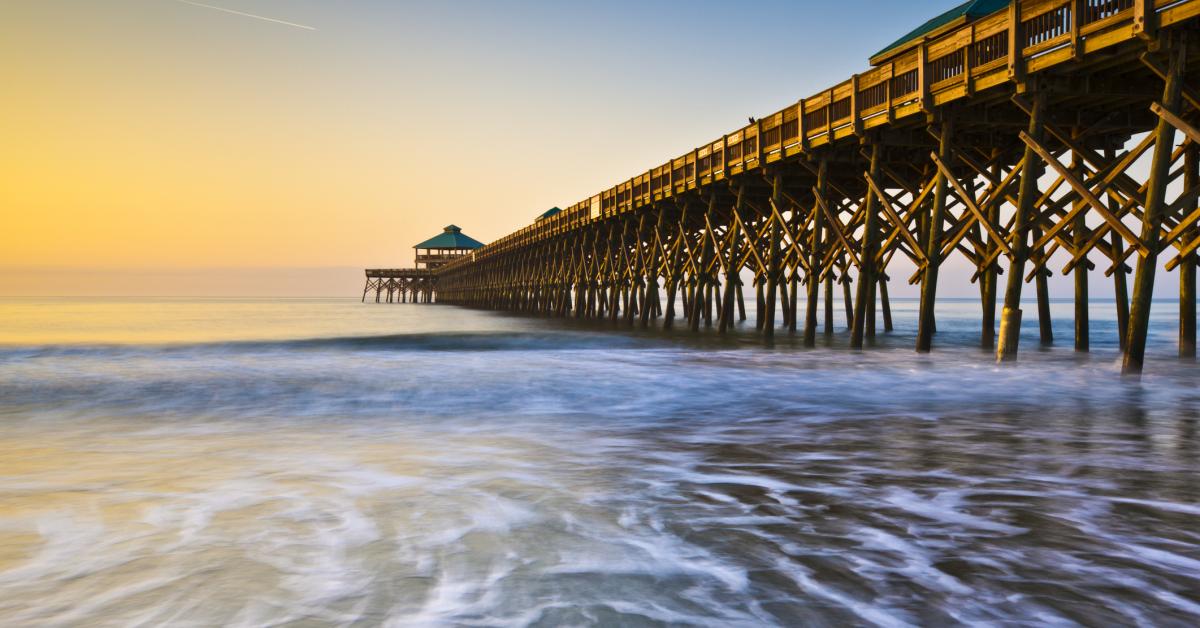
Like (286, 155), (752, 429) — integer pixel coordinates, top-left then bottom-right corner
(413, 225), (485, 250)
(536, 207), (562, 221)
(871, 0), (1009, 64)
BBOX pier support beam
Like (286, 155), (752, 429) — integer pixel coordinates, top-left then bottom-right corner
(692, 195), (718, 332)
(1182, 142), (1198, 358)
(720, 188), (744, 334)
(1073, 146), (1090, 352)
(788, 270), (799, 333)
(1113, 231), (1131, 350)
(804, 160), (828, 346)
(998, 92), (1046, 362)
(880, 275), (894, 332)
(765, 173), (784, 340)
(664, 203), (688, 329)
(755, 276), (765, 331)
(641, 213), (663, 328)
(1033, 226), (1054, 346)
(980, 154), (1002, 349)
(737, 279), (747, 321)
(842, 273), (854, 329)
(1124, 41), (1186, 376)
(853, 145), (882, 349)
(918, 122), (953, 353)
(1106, 147), (1132, 350)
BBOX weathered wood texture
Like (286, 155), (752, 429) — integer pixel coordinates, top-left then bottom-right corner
(435, 0), (1200, 375)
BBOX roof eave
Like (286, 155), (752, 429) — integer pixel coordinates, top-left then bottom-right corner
(868, 14), (971, 66)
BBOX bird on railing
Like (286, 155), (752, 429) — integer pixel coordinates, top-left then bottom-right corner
(748, 116), (756, 124)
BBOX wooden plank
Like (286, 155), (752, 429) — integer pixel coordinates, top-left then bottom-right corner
(1151, 101), (1200, 145)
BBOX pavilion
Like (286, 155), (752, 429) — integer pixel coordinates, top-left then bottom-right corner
(362, 224), (485, 303)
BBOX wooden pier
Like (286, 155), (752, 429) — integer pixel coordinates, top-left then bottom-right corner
(363, 225), (483, 303)
(433, 0), (1200, 375)
(362, 268), (435, 303)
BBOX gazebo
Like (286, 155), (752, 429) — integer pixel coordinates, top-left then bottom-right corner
(362, 224), (486, 304)
(412, 224), (485, 269)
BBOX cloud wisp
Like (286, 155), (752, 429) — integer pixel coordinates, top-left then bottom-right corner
(173, 0), (316, 31)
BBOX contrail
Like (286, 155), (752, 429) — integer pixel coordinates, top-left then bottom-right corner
(173, 0), (316, 31)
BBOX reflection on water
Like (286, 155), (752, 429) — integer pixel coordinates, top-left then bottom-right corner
(1, 298), (1198, 626)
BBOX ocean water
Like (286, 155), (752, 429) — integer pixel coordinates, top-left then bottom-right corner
(1, 296), (1198, 626)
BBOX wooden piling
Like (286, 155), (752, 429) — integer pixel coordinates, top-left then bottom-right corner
(1124, 42), (1185, 376)
(1182, 143), (1198, 359)
(1072, 146), (1089, 352)
(998, 92), (1045, 362)
(853, 145), (882, 348)
(1036, 265), (1053, 345)
(879, 276), (894, 332)
(1030, 224), (1054, 346)
(842, 275), (854, 329)
(804, 160), (828, 346)
(824, 274), (834, 335)
(720, 188), (744, 334)
(918, 123), (952, 353)
(736, 280), (747, 321)
(755, 277), (765, 331)
(692, 195), (719, 332)
(980, 152), (1001, 349)
(788, 274), (799, 333)
(764, 173), (784, 340)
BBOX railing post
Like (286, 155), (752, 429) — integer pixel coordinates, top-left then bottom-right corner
(1134, 0), (1157, 40)
(918, 43), (931, 111)
(851, 73), (862, 135)
(756, 118), (764, 165)
(1007, 0), (1026, 83)
(798, 100), (809, 151)
(1070, 0), (1083, 59)
(965, 26), (975, 94)
(721, 134), (729, 176)
(885, 63), (895, 122)
(826, 88), (834, 137)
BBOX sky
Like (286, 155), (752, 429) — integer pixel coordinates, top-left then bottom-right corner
(0, 1), (1183, 297)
